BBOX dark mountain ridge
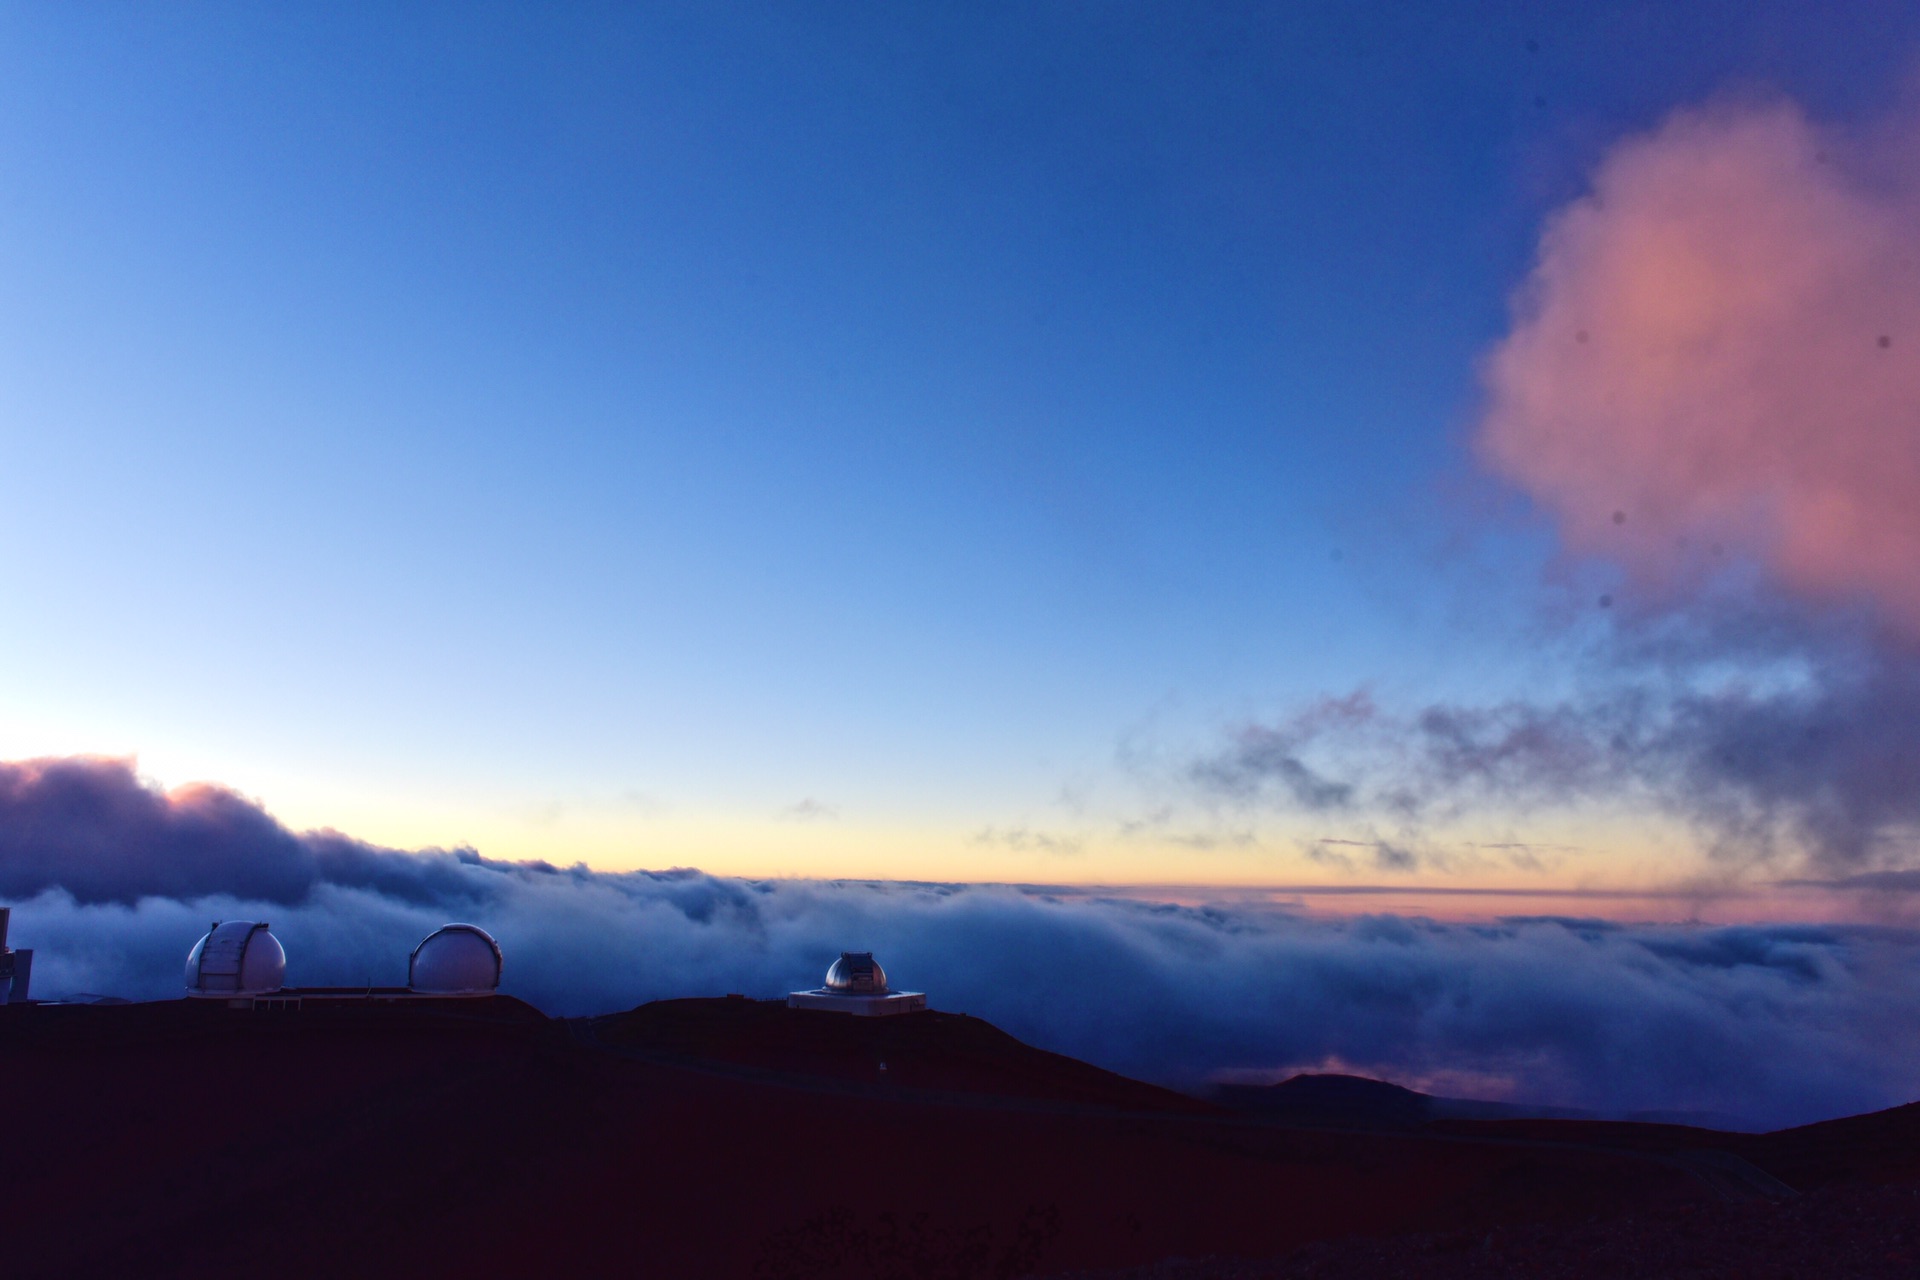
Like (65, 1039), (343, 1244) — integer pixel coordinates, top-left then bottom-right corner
(2, 996), (1914, 1279)
(1214, 1071), (1742, 1130)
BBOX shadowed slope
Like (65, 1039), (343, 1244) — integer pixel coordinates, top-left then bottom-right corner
(0, 997), (1862, 1279)
(592, 997), (1214, 1111)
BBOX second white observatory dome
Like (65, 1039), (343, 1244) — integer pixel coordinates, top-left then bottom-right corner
(409, 924), (502, 995)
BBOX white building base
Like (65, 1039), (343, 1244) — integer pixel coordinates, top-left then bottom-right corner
(787, 989), (927, 1017)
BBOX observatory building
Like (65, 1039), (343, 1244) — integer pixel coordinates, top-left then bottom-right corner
(788, 951), (926, 1017)
(183, 922), (503, 1009)
(408, 924), (503, 996)
(0, 907), (33, 1005)
(185, 921), (287, 999)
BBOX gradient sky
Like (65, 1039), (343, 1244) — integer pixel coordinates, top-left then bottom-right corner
(2, 3), (1917, 890)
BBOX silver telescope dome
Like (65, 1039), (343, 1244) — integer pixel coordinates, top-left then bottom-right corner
(823, 951), (888, 994)
(409, 924), (502, 995)
(185, 921), (286, 997)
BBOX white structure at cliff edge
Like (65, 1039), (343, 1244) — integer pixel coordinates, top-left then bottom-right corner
(788, 951), (926, 1017)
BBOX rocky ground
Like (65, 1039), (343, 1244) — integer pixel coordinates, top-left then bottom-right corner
(1053, 1183), (1920, 1280)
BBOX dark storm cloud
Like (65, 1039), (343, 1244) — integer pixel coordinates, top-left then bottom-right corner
(3, 756), (1919, 1130)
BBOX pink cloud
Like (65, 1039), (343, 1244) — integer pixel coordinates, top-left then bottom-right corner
(1477, 100), (1920, 636)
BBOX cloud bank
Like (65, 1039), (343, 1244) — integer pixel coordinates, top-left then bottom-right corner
(5, 756), (1919, 1129)
(1197, 95), (1920, 878)
(1479, 98), (1920, 635)
(1196, 635), (1920, 868)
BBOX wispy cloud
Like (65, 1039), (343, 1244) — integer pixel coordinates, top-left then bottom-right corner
(971, 825), (1085, 856)
(1192, 617), (1920, 871)
(778, 798), (839, 822)
(1311, 837), (1420, 873)
(1778, 870), (1920, 892)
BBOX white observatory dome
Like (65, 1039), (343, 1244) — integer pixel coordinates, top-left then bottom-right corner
(185, 921), (286, 997)
(409, 924), (502, 995)
(823, 951), (888, 995)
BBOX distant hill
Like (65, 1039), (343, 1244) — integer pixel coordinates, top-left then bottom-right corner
(1214, 1071), (1741, 1130)
(1213, 1071), (1439, 1127)
(593, 996), (1214, 1112)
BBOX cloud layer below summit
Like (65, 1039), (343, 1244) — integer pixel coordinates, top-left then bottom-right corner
(7, 756), (1920, 1129)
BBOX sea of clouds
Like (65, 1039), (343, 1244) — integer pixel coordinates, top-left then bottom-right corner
(6, 756), (1920, 1132)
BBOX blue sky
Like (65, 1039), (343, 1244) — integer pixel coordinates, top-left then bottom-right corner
(2, 3), (1917, 885)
